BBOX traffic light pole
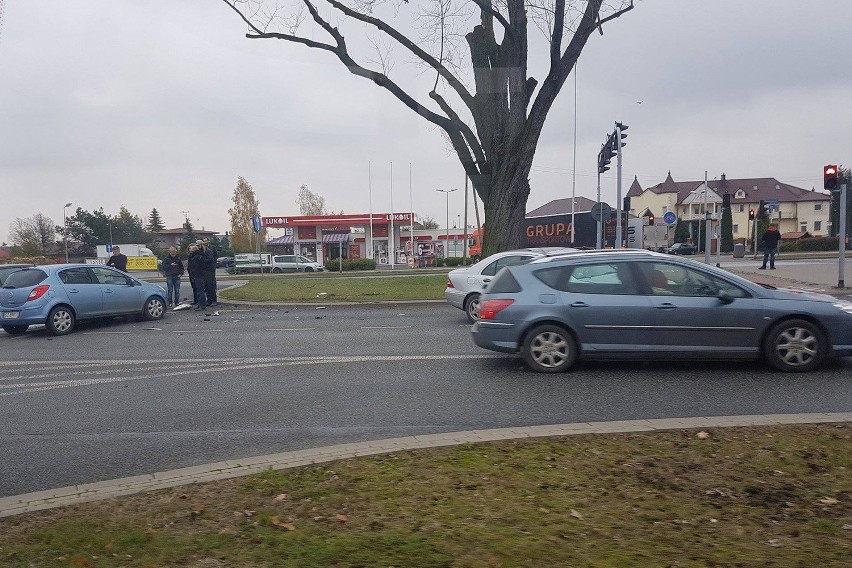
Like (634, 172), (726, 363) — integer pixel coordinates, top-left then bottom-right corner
(704, 171), (711, 264)
(839, 183), (847, 288)
(596, 170), (602, 249)
(615, 125), (623, 249)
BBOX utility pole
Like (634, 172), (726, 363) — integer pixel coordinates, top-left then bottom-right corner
(615, 122), (628, 249)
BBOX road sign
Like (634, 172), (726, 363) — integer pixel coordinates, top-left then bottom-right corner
(590, 202), (613, 222)
(767, 198), (779, 212)
(251, 215), (263, 233)
(662, 211), (677, 225)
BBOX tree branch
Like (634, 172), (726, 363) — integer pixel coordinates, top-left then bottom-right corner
(470, 0), (512, 33)
(429, 90), (486, 167)
(247, 31), (337, 53)
(550, 0), (565, 68)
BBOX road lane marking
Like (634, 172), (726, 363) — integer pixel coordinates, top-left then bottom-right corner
(82, 331), (131, 335)
(360, 326), (412, 330)
(266, 328), (316, 331)
(0, 354), (507, 397)
(171, 330), (224, 333)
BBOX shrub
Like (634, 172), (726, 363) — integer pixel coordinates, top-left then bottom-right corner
(435, 258), (445, 267)
(779, 242), (797, 253)
(794, 237), (838, 252)
(339, 258), (377, 271)
(444, 257), (473, 267)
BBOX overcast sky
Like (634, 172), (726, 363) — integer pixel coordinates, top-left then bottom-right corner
(1, 0), (850, 243)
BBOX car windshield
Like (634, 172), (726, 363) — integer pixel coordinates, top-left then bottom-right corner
(299, 256), (312, 263)
(2, 269), (48, 289)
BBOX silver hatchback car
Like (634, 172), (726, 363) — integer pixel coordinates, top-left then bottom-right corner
(471, 250), (852, 373)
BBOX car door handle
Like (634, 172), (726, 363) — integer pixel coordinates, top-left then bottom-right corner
(103, 289), (113, 294)
(68, 288), (79, 293)
(656, 303), (676, 309)
(482, 278), (492, 283)
(569, 302), (589, 308)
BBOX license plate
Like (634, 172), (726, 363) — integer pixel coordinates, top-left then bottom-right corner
(2, 311), (21, 319)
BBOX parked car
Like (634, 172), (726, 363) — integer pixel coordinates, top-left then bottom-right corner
(0, 264), (34, 287)
(0, 264), (167, 336)
(667, 242), (697, 255)
(445, 247), (577, 322)
(217, 256), (236, 268)
(271, 255), (324, 273)
(471, 250), (852, 373)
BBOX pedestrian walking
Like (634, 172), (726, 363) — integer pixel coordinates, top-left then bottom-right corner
(160, 246), (184, 307)
(188, 244), (208, 311)
(759, 224), (782, 270)
(105, 246), (128, 272)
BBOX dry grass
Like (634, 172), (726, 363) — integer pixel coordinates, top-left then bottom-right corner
(1, 424), (850, 567)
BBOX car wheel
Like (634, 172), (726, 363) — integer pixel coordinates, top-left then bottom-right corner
(272, 267), (282, 274)
(763, 319), (827, 373)
(2, 324), (29, 335)
(143, 296), (166, 321)
(305, 267), (314, 272)
(522, 324), (578, 373)
(464, 294), (481, 322)
(46, 306), (75, 336)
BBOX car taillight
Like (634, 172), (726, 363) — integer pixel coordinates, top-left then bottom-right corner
(480, 299), (514, 320)
(447, 277), (454, 288)
(27, 284), (50, 301)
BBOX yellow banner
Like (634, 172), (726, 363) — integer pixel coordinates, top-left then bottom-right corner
(126, 256), (159, 270)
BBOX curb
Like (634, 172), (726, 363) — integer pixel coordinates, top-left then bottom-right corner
(2, 412), (849, 518)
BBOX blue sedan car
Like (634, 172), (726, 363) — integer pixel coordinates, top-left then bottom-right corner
(0, 264), (167, 336)
(471, 250), (852, 373)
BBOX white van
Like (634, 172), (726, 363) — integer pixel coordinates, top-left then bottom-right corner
(271, 255), (324, 273)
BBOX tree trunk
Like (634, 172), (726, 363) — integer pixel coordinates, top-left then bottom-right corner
(480, 164), (532, 255)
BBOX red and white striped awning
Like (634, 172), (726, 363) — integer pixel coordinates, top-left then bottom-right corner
(321, 233), (349, 243)
(267, 235), (294, 245)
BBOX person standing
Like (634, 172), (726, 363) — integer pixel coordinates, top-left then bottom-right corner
(759, 224), (782, 270)
(161, 246), (184, 307)
(201, 238), (218, 306)
(188, 244), (208, 311)
(105, 246), (128, 272)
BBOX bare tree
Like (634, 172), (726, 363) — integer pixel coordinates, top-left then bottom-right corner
(296, 184), (330, 215)
(229, 176), (266, 251)
(9, 213), (55, 256)
(222, 0), (633, 255)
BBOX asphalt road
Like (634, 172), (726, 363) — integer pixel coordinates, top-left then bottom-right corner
(2, 300), (852, 497)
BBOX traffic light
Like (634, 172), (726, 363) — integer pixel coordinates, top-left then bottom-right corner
(748, 209), (756, 221)
(758, 200), (768, 219)
(623, 196), (631, 211)
(648, 214), (655, 226)
(722, 192), (731, 209)
(824, 164), (838, 190)
(598, 133), (616, 174)
(616, 122), (628, 149)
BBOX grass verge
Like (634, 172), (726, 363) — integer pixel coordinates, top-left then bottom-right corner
(219, 274), (447, 302)
(1, 424), (850, 567)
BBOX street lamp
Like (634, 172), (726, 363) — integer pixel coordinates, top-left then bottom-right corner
(436, 188), (458, 257)
(63, 202), (72, 263)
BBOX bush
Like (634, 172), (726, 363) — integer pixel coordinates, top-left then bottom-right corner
(779, 242), (797, 253)
(444, 257), (473, 267)
(794, 236), (838, 252)
(339, 258), (377, 271)
(435, 258), (445, 267)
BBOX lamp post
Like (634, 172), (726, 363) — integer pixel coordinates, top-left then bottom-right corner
(436, 188), (458, 258)
(63, 202), (72, 263)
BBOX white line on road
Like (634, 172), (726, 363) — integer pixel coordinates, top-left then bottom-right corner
(82, 331), (131, 335)
(266, 328), (316, 331)
(171, 330), (224, 333)
(360, 326), (412, 330)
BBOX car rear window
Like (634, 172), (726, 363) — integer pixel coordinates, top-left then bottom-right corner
(2, 269), (48, 289)
(488, 268), (522, 293)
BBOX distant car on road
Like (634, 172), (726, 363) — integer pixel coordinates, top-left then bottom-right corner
(217, 256), (236, 268)
(1, 264), (167, 336)
(471, 250), (852, 373)
(271, 255), (324, 273)
(445, 248), (577, 322)
(667, 242), (697, 255)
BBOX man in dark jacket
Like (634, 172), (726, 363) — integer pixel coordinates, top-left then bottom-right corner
(187, 244), (208, 310)
(161, 246), (184, 307)
(105, 247), (128, 272)
(201, 238), (218, 306)
(759, 224), (782, 270)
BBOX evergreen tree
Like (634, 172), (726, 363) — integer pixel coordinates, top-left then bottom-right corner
(673, 219), (690, 243)
(720, 207), (734, 252)
(147, 208), (165, 232)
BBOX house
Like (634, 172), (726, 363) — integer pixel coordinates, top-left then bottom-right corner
(153, 228), (218, 250)
(626, 173), (831, 241)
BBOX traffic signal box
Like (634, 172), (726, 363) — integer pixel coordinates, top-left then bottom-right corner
(757, 200), (768, 220)
(749, 209), (756, 221)
(648, 214), (655, 226)
(824, 165), (838, 190)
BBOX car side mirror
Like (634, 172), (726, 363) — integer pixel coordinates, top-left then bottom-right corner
(718, 292), (734, 305)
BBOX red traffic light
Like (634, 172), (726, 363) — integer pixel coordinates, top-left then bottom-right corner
(824, 164), (838, 190)
(648, 214), (655, 226)
(749, 209), (756, 221)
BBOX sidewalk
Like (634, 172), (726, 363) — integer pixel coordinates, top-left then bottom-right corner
(2, 412), (850, 518)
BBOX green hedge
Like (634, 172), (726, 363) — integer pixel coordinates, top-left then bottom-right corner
(794, 236), (838, 251)
(339, 258), (377, 271)
(443, 257), (473, 267)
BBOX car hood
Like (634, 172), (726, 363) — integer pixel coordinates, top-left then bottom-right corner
(762, 287), (841, 304)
